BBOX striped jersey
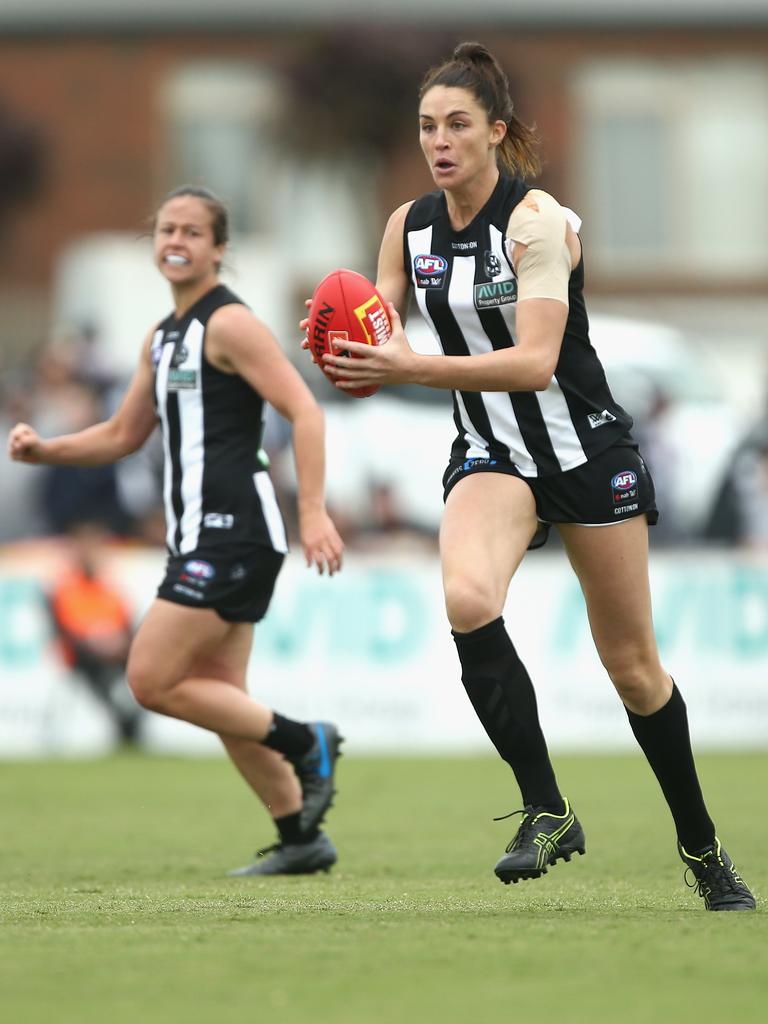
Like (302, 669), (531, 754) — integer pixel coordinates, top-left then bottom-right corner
(403, 174), (632, 477)
(150, 284), (287, 557)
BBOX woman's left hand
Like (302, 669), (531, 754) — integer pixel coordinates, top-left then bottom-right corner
(299, 506), (345, 576)
(321, 305), (418, 391)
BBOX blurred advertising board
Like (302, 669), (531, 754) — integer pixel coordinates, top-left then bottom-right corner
(0, 544), (766, 756)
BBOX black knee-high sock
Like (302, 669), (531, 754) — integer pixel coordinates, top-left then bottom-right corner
(262, 712), (314, 758)
(452, 616), (563, 811)
(625, 683), (715, 853)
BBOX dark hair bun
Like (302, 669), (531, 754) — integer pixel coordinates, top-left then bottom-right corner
(453, 42), (494, 65)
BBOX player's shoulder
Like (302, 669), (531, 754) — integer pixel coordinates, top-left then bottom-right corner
(207, 301), (264, 347)
(384, 200), (416, 234)
(508, 188), (568, 247)
(514, 188), (581, 235)
(140, 321), (163, 362)
(511, 189), (565, 223)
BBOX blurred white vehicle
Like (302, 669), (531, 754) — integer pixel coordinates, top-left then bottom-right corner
(588, 315), (748, 536)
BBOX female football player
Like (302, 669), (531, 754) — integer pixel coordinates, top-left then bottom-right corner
(316, 43), (754, 910)
(9, 185), (344, 877)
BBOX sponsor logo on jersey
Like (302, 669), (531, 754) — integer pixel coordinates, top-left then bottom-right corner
(484, 251), (502, 278)
(353, 294), (390, 346)
(167, 369), (198, 390)
(587, 409), (616, 429)
(612, 469), (638, 505)
(473, 279), (517, 309)
(451, 240), (478, 251)
(203, 513), (234, 530)
(414, 254), (447, 289)
(183, 559), (216, 580)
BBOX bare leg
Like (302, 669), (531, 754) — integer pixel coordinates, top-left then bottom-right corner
(559, 516), (717, 853)
(558, 516), (671, 713)
(440, 472), (537, 632)
(126, 598), (302, 817)
(188, 629), (302, 819)
(441, 473), (563, 808)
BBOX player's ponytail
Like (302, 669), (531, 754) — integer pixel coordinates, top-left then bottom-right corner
(420, 42), (541, 179)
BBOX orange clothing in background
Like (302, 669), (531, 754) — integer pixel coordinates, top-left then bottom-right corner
(49, 570), (133, 668)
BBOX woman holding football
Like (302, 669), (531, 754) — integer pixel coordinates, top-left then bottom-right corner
(318, 42), (754, 910)
(8, 185), (344, 878)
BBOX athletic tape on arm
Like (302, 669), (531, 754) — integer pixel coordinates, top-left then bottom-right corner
(506, 190), (572, 306)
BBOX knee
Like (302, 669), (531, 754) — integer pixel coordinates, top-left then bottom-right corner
(444, 576), (502, 634)
(126, 656), (170, 713)
(600, 647), (668, 712)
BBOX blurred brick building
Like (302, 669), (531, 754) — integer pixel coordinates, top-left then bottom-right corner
(1, 0), (768, 364)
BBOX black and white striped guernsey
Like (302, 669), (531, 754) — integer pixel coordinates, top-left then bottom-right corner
(150, 284), (287, 557)
(403, 174), (632, 477)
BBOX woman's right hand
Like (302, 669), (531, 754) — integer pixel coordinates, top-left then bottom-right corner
(7, 422), (45, 463)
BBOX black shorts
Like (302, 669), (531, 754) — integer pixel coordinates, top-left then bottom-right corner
(157, 545), (285, 623)
(442, 440), (658, 549)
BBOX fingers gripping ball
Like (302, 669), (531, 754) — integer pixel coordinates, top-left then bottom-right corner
(307, 269), (391, 398)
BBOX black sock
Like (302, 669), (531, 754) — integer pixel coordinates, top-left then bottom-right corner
(275, 811), (318, 845)
(452, 617), (563, 812)
(625, 683), (715, 852)
(262, 713), (314, 759)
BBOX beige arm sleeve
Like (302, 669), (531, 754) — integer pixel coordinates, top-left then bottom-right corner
(506, 189), (572, 306)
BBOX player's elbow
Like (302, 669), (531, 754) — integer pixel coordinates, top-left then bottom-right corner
(528, 360), (557, 391)
(530, 371), (554, 391)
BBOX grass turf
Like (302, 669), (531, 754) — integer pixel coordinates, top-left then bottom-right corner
(0, 751), (766, 1023)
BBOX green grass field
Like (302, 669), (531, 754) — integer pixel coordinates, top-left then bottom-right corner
(1, 751), (766, 1023)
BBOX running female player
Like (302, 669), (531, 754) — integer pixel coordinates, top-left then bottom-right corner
(316, 43), (754, 910)
(9, 186), (343, 877)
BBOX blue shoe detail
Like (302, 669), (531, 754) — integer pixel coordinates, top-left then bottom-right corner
(314, 723), (331, 778)
(290, 721), (342, 833)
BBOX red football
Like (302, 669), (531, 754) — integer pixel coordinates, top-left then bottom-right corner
(307, 268), (391, 398)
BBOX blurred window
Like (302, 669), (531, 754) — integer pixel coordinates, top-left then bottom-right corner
(573, 60), (768, 280)
(161, 63), (281, 234)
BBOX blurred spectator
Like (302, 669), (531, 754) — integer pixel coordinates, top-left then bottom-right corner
(37, 377), (131, 536)
(704, 420), (768, 549)
(631, 387), (683, 546)
(13, 343), (154, 538)
(0, 377), (45, 541)
(47, 523), (142, 745)
(356, 480), (438, 553)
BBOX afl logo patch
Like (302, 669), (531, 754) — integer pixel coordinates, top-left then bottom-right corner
(414, 253), (447, 289)
(183, 559), (216, 580)
(612, 471), (637, 490)
(612, 469), (638, 506)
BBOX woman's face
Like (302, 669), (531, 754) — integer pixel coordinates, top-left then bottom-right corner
(418, 85), (506, 191)
(153, 196), (224, 284)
